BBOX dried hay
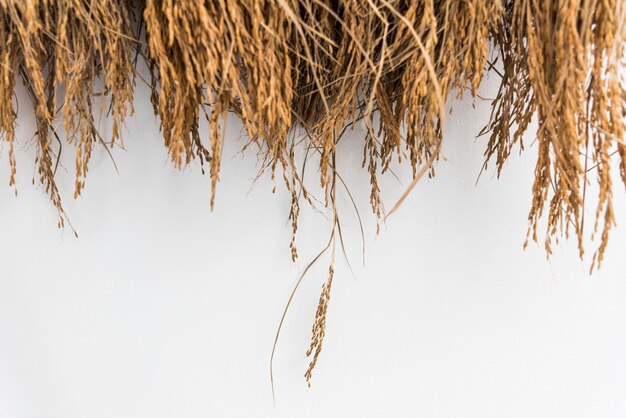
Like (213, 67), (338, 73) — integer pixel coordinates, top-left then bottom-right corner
(1, 0), (624, 387)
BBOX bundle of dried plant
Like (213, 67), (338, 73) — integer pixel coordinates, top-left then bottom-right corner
(1, 0), (624, 388)
(1, 0), (136, 230)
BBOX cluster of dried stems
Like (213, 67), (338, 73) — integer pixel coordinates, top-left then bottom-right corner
(1, 0), (624, 386)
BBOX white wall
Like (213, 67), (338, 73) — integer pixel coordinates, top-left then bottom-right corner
(1, 70), (625, 418)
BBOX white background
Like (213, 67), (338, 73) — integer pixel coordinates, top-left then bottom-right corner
(1, 69), (625, 418)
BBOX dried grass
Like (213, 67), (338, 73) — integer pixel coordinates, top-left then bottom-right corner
(1, 0), (624, 386)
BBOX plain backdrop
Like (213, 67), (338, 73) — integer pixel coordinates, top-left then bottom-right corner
(1, 65), (625, 418)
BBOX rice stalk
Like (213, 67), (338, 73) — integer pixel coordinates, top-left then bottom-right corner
(1, 0), (624, 387)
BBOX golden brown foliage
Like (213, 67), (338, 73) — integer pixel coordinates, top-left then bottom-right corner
(483, 0), (626, 271)
(1, 0), (135, 229)
(1, 0), (625, 385)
